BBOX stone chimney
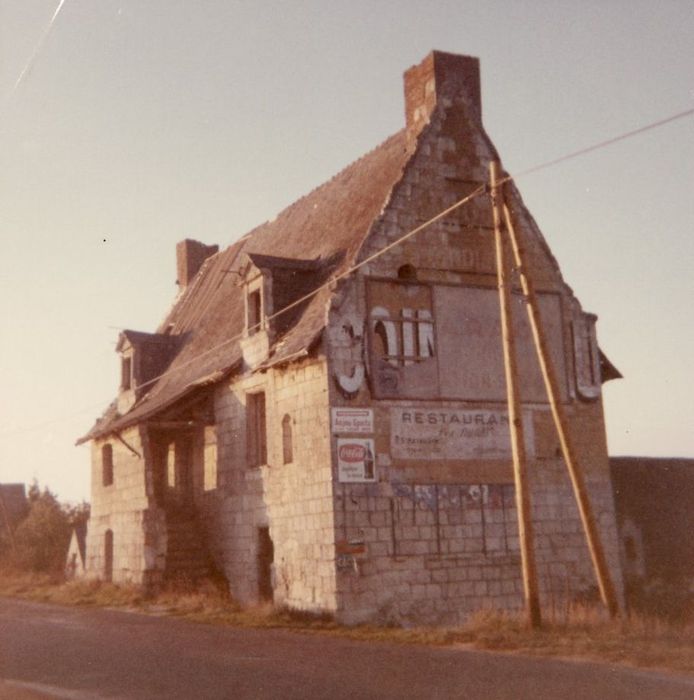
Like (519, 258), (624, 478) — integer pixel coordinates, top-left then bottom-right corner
(404, 50), (481, 142)
(176, 239), (219, 288)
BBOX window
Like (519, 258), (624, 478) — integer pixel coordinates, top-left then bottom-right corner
(397, 263), (417, 281)
(282, 414), (293, 464)
(121, 356), (132, 390)
(102, 444), (114, 486)
(203, 426), (218, 491)
(247, 289), (262, 335)
(166, 443), (176, 487)
(247, 392), (267, 467)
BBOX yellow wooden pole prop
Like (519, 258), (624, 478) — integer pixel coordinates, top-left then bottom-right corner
(502, 198), (619, 619)
(490, 161), (542, 628)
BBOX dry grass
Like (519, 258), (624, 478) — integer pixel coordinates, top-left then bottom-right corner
(1, 571), (692, 675)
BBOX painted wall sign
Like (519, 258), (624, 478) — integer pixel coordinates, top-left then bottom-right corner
(367, 281), (568, 403)
(331, 408), (374, 434)
(337, 438), (376, 482)
(434, 286), (568, 402)
(390, 408), (534, 461)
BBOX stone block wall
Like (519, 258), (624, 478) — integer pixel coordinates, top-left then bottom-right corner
(197, 355), (337, 611)
(84, 426), (159, 583)
(324, 86), (623, 624)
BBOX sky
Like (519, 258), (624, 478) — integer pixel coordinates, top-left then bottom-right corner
(0, 0), (692, 503)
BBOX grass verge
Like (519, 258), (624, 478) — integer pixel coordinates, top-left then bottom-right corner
(1, 571), (692, 675)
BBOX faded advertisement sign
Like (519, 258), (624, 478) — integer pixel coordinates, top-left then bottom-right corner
(366, 280), (567, 403)
(337, 438), (376, 482)
(331, 408), (374, 434)
(434, 286), (567, 402)
(390, 408), (534, 460)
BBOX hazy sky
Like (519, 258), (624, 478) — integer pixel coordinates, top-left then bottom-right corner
(1, 1), (692, 503)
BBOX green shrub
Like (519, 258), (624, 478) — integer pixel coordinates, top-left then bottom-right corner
(3, 482), (89, 575)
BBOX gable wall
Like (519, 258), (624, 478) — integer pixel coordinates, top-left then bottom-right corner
(326, 98), (623, 624)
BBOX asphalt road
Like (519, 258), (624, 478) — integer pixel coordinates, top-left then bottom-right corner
(1, 598), (692, 700)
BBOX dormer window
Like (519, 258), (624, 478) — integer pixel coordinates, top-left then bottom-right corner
(121, 356), (132, 391)
(115, 330), (180, 413)
(247, 289), (262, 336)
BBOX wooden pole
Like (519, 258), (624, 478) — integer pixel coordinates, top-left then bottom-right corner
(502, 198), (620, 619)
(489, 161), (542, 628)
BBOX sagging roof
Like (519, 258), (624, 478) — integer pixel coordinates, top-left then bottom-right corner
(79, 129), (412, 443)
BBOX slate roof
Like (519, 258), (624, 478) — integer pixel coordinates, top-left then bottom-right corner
(79, 130), (412, 443)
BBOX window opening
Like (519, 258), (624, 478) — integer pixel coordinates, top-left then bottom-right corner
(247, 289), (262, 335)
(166, 443), (176, 487)
(282, 414), (293, 464)
(102, 444), (114, 486)
(247, 392), (267, 467)
(257, 527), (274, 602)
(397, 264), (417, 281)
(203, 426), (218, 491)
(121, 356), (132, 390)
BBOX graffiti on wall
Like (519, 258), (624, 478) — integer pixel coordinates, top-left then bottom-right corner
(389, 481), (519, 557)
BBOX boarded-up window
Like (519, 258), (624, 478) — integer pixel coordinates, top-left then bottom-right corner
(282, 414), (293, 464)
(166, 443), (176, 487)
(203, 426), (218, 491)
(102, 444), (114, 486)
(247, 392), (267, 467)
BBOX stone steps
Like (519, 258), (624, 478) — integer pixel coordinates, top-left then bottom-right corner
(164, 515), (215, 584)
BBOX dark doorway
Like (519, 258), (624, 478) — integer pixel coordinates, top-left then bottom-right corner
(257, 527), (274, 602)
(104, 529), (114, 582)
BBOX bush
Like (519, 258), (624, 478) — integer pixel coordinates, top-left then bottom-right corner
(3, 482), (89, 575)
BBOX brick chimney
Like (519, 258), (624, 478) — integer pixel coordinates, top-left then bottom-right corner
(404, 50), (481, 142)
(176, 239), (219, 288)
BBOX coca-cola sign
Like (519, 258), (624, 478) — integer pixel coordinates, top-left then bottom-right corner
(339, 443), (365, 463)
(337, 438), (376, 483)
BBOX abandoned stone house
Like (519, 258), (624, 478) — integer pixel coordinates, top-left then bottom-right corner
(78, 50), (624, 624)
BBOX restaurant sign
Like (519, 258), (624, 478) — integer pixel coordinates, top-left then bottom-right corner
(390, 408), (534, 460)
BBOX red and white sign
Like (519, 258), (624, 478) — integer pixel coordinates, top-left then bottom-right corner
(337, 438), (376, 482)
(331, 408), (374, 434)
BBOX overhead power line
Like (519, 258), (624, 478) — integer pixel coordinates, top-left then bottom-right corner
(0, 105), (692, 439)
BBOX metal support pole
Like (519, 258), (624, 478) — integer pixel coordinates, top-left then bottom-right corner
(490, 161), (542, 628)
(502, 199), (619, 619)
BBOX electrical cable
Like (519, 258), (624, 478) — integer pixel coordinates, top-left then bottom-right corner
(0, 106), (692, 439)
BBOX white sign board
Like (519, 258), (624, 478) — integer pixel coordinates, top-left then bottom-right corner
(390, 408), (534, 461)
(331, 408), (374, 434)
(337, 438), (376, 482)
